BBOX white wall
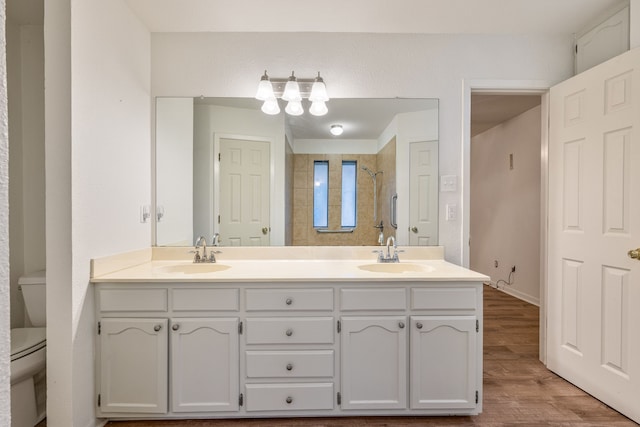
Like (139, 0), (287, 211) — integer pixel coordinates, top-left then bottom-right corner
(0, 0), (10, 423)
(45, 0), (151, 426)
(470, 106), (541, 304)
(192, 104), (286, 245)
(7, 21), (45, 329)
(151, 32), (574, 263)
(156, 97), (193, 246)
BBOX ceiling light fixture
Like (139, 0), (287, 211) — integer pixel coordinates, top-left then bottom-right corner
(255, 71), (330, 116)
(330, 124), (343, 136)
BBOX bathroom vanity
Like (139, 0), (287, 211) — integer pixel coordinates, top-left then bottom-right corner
(91, 246), (488, 420)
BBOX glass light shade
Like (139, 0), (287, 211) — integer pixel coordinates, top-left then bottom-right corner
(330, 124), (344, 136)
(309, 80), (329, 102)
(261, 98), (280, 115)
(309, 100), (328, 116)
(282, 75), (301, 101)
(255, 79), (274, 101)
(285, 100), (304, 116)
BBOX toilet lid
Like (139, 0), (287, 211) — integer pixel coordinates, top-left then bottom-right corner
(11, 328), (46, 361)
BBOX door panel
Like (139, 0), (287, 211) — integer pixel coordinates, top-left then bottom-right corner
(219, 138), (270, 246)
(548, 47), (640, 423)
(409, 140), (439, 245)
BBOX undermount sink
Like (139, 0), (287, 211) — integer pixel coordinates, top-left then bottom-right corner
(358, 263), (435, 274)
(158, 263), (231, 274)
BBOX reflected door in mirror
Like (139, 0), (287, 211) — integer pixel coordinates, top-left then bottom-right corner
(219, 138), (270, 246)
(409, 140), (438, 245)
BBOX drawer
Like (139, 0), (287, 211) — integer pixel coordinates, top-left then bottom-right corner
(246, 288), (333, 311)
(340, 288), (406, 311)
(411, 288), (477, 311)
(245, 383), (334, 411)
(245, 317), (334, 345)
(172, 288), (239, 311)
(246, 350), (334, 378)
(99, 288), (167, 312)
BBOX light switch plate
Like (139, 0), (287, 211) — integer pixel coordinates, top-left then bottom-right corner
(441, 175), (457, 192)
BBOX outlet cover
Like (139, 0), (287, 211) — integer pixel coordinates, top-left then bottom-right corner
(441, 175), (457, 192)
(446, 204), (457, 221)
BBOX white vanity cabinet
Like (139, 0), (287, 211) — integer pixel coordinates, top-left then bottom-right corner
(95, 286), (241, 418)
(94, 278), (483, 420)
(340, 316), (407, 409)
(170, 317), (239, 413)
(98, 318), (169, 414)
(243, 287), (336, 412)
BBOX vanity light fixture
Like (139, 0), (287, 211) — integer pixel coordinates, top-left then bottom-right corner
(330, 124), (344, 136)
(255, 70), (330, 116)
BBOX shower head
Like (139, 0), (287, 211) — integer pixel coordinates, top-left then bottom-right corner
(361, 165), (382, 178)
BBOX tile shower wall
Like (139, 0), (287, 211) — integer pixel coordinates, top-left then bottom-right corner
(293, 153), (379, 246)
(377, 137), (396, 242)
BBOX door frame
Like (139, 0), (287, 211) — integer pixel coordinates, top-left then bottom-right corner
(462, 79), (551, 363)
(212, 133), (274, 241)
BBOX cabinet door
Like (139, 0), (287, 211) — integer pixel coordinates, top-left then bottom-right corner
(171, 318), (239, 412)
(410, 316), (477, 409)
(340, 316), (407, 409)
(99, 318), (168, 414)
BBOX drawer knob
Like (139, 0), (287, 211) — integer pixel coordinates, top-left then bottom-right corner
(286, 363), (293, 371)
(286, 396), (293, 404)
(285, 329), (293, 337)
(285, 298), (293, 305)
(398, 321), (405, 329)
(416, 322), (423, 329)
(154, 324), (162, 332)
(172, 324), (180, 331)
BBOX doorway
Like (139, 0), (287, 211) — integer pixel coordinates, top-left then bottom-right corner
(469, 94), (542, 306)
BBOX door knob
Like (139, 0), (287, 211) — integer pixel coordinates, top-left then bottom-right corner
(154, 324), (162, 332)
(172, 324), (180, 331)
(416, 322), (423, 329)
(628, 248), (640, 260)
(410, 226), (418, 233)
(285, 329), (293, 337)
(262, 227), (269, 235)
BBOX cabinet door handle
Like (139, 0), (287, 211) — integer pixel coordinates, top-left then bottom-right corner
(172, 324), (180, 331)
(286, 363), (293, 371)
(286, 396), (293, 404)
(398, 321), (405, 329)
(285, 329), (293, 337)
(416, 322), (423, 329)
(154, 324), (162, 332)
(285, 298), (293, 305)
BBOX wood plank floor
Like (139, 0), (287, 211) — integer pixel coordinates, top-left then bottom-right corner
(42, 286), (638, 426)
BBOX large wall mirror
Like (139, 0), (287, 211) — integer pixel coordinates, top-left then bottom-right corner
(155, 97), (438, 247)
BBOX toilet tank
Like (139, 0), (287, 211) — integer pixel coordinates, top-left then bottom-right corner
(19, 270), (46, 327)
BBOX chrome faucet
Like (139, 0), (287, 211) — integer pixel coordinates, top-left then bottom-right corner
(376, 236), (400, 263)
(194, 236), (207, 263)
(212, 233), (220, 246)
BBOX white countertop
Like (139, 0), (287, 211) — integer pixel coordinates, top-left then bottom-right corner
(90, 247), (489, 283)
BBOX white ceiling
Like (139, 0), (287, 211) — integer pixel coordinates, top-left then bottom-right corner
(471, 95), (542, 137)
(9, 0), (625, 139)
(124, 0), (623, 35)
(196, 97), (438, 140)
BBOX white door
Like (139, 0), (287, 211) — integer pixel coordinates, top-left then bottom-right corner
(340, 316), (407, 410)
(170, 318), (239, 412)
(218, 138), (270, 246)
(99, 318), (168, 414)
(548, 47), (640, 423)
(410, 316), (477, 410)
(409, 140), (439, 245)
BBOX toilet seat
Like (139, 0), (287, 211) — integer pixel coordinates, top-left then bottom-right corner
(11, 328), (46, 362)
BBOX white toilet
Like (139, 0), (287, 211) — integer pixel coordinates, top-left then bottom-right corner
(10, 270), (46, 427)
